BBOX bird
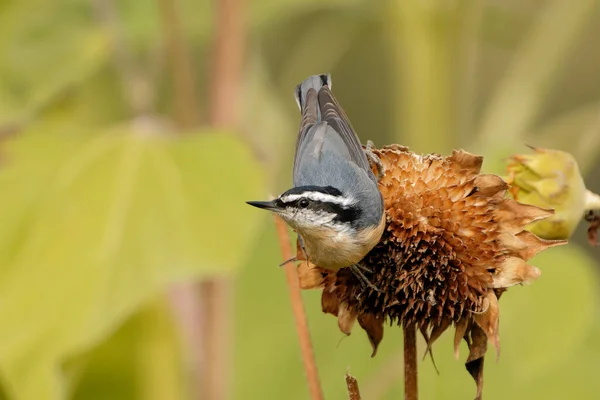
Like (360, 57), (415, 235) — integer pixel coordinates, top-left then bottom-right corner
(246, 74), (385, 289)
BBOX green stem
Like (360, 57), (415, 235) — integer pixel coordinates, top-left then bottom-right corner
(384, 0), (481, 154)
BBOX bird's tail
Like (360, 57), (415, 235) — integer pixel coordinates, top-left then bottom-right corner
(294, 73), (331, 112)
(296, 75), (331, 130)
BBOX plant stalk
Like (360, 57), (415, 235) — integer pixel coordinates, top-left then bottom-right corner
(384, 0), (477, 154)
(404, 324), (418, 400)
(274, 216), (324, 400)
(346, 372), (362, 400)
(158, 0), (201, 129)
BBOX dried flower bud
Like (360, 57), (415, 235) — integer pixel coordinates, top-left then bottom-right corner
(297, 145), (564, 399)
(506, 146), (600, 245)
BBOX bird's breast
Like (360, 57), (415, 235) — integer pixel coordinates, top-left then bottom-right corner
(300, 220), (384, 271)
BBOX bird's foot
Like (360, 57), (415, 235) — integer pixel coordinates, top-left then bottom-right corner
(350, 263), (383, 294)
(365, 140), (385, 182)
(279, 257), (297, 267)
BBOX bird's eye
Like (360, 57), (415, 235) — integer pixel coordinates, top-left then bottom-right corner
(298, 199), (310, 208)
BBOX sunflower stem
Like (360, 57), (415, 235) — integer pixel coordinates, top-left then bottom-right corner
(585, 190), (600, 211)
(274, 216), (324, 400)
(404, 324), (418, 400)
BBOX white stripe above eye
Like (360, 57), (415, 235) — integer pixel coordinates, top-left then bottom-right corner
(280, 191), (354, 206)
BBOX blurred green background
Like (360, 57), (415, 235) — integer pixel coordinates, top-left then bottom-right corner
(1, 0), (599, 399)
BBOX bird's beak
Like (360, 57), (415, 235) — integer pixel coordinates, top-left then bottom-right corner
(246, 200), (281, 212)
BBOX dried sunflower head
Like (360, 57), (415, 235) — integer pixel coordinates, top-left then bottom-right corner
(506, 146), (600, 245)
(297, 144), (565, 399)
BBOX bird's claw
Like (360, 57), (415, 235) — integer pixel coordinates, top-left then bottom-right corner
(365, 140), (385, 182)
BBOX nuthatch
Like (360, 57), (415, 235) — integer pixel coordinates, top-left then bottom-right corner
(247, 74), (385, 289)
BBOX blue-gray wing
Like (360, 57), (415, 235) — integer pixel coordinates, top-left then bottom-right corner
(292, 74), (376, 186)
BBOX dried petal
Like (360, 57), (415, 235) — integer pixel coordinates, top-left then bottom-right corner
(472, 174), (509, 198)
(338, 302), (358, 335)
(472, 291), (500, 359)
(321, 289), (340, 316)
(454, 317), (469, 360)
(423, 318), (451, 359)
(448, 150), (483, 175)
(491, 257), (541, 288)
(512, 231), (567, 260)
(497, 200), (555, 234)
(466, 324), (487, 400)
(297, 261), (325, 290)
(358, 313), (384, 357)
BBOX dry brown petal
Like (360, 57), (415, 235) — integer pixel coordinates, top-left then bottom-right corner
(497, 200), (554, 234)
(491, 257), (541, 288)
(338, 302), (358, 335)
(472, 290), (500, 359)
(513, 231), (567, 260)
(357, 313), (384, 357)
(448, 150), (483, 176)
(297, 261), (325, 290)
(423, 318), (451, 359)
(322, 289), (340, 316)
(466, 324), (487, 400)
(472, 174), (509, 198)
(454, 317), (469, 360)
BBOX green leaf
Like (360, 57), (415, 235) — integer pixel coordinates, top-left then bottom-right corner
(0, 1), (110, 127)
(70, 296), (187, 400)
(0, 128), (265, 399)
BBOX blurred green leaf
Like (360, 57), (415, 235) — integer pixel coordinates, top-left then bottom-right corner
(0, 127), (265, 399)
(475, 0), (596, 158)
(0, 1), (110, 127)
(529, 102), (600, 174)
(70, 296), (187, 400)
